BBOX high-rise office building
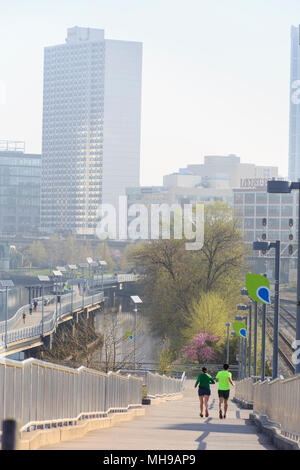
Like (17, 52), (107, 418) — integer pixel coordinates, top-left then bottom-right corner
(0, 141), (41, 235)
(41, 26), (142, 235)
(289, 25), (300, 181)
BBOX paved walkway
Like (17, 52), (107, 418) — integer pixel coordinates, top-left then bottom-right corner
(13, 288), (82, 330)
(41, 380), (276, 450)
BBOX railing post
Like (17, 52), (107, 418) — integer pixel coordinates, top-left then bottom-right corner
(2, 419), (19, 450)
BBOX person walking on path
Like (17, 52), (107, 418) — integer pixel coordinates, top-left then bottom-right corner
(22, 312), (26, 324)
(215, 363), (234, 419)
(194, 367), (215, 418)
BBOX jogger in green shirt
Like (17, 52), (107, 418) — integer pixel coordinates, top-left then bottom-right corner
(195, 367), (215, 418)
(215, 363), (234, 419)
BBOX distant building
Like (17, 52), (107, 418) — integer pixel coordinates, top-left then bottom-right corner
(41, 26), (142, 235)
(289, 25), (300, 181)
(0, 141), (41, 235)
(233, 180), (297, 281)
(165, 154), (278, 191)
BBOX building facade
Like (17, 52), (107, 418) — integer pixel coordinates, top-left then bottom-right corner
(165, 154), (278, 190)
(233, 180), (297, 280)
(41, 26), (142, 235)
(0, 142), (41, 235)
(289, 25), (300, 181)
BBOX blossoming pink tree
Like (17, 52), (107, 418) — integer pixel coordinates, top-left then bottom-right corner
(181, 333), (218, 363)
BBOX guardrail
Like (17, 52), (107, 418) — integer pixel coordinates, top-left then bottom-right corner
(0, 292), (104, 346)
(236, 375), (300, 438)
(145, 371), (185, 398)
(0, 357), (143, 432)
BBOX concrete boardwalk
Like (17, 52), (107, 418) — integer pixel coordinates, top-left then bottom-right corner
(41, 380), (276, 450)
(12, 289), (81, 330)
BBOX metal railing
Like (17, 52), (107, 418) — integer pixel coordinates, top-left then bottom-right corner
(145, 371), (185, 398)
(236, 375), (300, 438)
(234, 377), (257, 405)
(0, 292), (104, 346)
(0, 357), (143, 432)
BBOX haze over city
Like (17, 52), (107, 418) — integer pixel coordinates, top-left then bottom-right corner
(1, 0), (300, 185)
(2, 0), (300, 454)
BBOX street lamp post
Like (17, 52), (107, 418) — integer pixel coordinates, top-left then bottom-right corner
(53, 270), (63, 325)
(237, 306), (251, 377)
(267, 179), (300, 375)
(38, 276), (50, 337)
(225, 322), (231, 363)
(253, 240), (280, 379)
(0, 280), (14, 350)
(235, 314), (245, 378)
(253, 302), (258, 376)
(68, 265), (77, 313)
(130, 296), (142, 370)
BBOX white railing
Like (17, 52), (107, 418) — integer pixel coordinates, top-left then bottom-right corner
(234, 377), (256, 405)
(145, 371), (185, 398)
(0, 292), (104, 346)
(236, 375), (300, 437)
(0, 358), (143, 431)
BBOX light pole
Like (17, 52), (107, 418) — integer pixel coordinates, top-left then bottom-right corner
(237, 303), (252, 377)
(225, 322), (231, 363)
(253, 302), (258, 376)
(130, 295), (142, 370)
(0, 280), (14, 350)
(267, 179), (299, 374)
(98, 260), (107, 290)
(253, 240), (280, 379)
(38, 276), (50, 337)
(68, 265), (77, 313)
(235, 315), (244, 378)
(240, 288), (254, 377)
(53, 270), (63, 324)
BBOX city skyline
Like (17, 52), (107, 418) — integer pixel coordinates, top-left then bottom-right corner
(1, 0), (300, 186)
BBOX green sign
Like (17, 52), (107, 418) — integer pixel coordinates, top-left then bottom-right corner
(233, 321), (247, 338)
(246, 273), (270, 304)
(125, 330), (133, 341)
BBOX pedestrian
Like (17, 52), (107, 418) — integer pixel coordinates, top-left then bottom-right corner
(29, 305), (33, 315)
(23, 312), (26, 324)
(215, 363), (235, 419)
(33, 300), (38, 311)
(194, 367), (215, 418)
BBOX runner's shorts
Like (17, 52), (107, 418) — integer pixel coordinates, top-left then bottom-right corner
(218, 390), (230, 399)
(198, 387), (211, 396)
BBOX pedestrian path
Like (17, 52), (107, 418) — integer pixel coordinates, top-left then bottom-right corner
(41, 380), (276, 450)
(13, 289), (82, 330)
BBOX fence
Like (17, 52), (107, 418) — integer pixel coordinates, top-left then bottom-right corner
(0, 357), (143, 432)
(0, 292), (104, 346)
(145, 371), (185, 398)
(236, 375), (300, 438)
(234, 377), (256, 405)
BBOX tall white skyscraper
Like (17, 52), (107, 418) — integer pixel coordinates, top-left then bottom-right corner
(41, 26), (142, 235)
(289, 25), (300, 181)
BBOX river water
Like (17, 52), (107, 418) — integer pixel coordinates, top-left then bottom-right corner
(0, 286), (28, 322)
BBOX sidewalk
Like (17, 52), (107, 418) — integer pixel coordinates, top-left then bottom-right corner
(12, 288), (82, 330)
(41, 380), (276, 450)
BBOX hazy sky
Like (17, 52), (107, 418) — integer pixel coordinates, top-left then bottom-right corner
(1, 0), (300, 185)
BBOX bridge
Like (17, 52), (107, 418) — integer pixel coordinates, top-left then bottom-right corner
(0, 274), (139, 358)
(2, 355), (299, 450)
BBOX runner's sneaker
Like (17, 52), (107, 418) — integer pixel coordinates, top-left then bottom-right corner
(205, 410), (209, 417)
(219, 409), (223, 419)
(200, 413), (203, 418)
